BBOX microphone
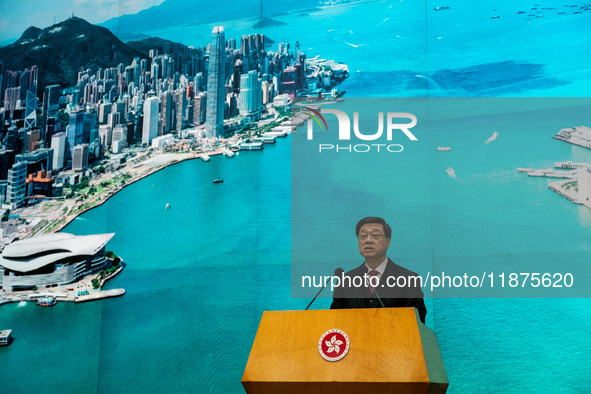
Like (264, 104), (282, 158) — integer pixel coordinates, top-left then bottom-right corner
(368, 274), (386, 308)
(305, 268), (343, 311)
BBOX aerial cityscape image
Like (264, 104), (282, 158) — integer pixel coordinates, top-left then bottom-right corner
(0, 0), (590, 393)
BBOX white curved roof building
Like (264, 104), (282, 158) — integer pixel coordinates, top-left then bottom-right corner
(0, 232), (115, 292)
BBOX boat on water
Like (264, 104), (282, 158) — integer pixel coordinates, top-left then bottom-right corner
(517, 168), (533, 173)
(213, 178), (224, 184)
(446, 167), (457, 178)
(36, 296), (57, 307)
(0, 330), (13, 346)
(437, 146), (451, 151)
(166, 203), (170, 210)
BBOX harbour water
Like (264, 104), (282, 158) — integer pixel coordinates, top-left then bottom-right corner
(2, 1), (591, 393)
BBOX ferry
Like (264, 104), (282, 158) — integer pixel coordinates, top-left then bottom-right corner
(434, 6), (450, 11)
(517, 168), (533, 173)
(437, 146), (451, 151)
(0, 330), (13, 346)
(36, 296), (57, 307)
(213, 178), (224, 184)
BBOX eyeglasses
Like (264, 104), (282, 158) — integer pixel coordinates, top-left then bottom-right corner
(358, 233), (387, 241)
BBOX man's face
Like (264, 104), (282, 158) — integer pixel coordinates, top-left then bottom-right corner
(357, 223), (391, 260)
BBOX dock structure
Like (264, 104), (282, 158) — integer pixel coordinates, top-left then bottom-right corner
(552, 126), (591, 150)
(199, 153), (210, 162)
(253, 136), (276, 144)
(549, 181), (578, 203)
(263, 130), (288, 138)
(240, 142), (264, 151)
(75, 289), (125, 303)
(554, 161), (588, 169)
(527, 169), (576, 178)
(222, 148), (235, 158)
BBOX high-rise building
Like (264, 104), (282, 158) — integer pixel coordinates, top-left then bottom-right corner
(66, 109), (85, 164)
(205, 26), (226, 138)
(51, 132), (67, 170)
(26, 129), (41, 152)
(99, 102), (112, 124)
(233, 59), (243, 94)
(72, 144), (89, 172)
(282, 67), (297, 97)
(15, 148), (53, 175)
(99, 125), (113, 150)
(0, 149), (16, 180)
(112, 125), (128, 154)
(262, 80), (271, 104)
(194, 72), (204, 92)
(42, 85), (61, 131)
(142, 96), (160, 145)
(193, 92), (207, 126)
(24, 66), (38, 130)
(4, 87), (21, 119)
(175, 90), (186, 133)
(239, 71), (262, 122)
(160, 90), (173, 135)
(6, 161), (27, 208)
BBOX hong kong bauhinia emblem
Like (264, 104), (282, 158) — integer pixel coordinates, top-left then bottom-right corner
(318, 329), (350, 362)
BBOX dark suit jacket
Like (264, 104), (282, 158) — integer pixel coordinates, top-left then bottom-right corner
(330, 258), (427, 324)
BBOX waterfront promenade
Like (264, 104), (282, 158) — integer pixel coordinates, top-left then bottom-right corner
(0, 262), (125, 306)
(3, 146), (231, 243)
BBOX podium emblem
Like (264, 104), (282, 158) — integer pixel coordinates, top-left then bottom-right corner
(318, 329), (350, 362)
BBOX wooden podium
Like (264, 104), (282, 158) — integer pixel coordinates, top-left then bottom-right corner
(242, 308), (448, 394)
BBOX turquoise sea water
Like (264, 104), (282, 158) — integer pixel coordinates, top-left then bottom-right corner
(2, 1), (591, 393)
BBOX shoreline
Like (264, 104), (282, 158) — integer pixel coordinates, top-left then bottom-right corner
(0, 260), (126, 307)
(53, 151), (213, 233)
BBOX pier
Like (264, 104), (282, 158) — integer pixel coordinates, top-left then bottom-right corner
(527, 169), (575, 178)
(549, 181), (579, 203)
(75, 289), (125, 303)
(554, 161), (588, 169)
(240, 142), (264, 151)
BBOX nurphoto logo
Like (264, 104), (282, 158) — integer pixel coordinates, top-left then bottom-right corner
(305, 108), (418, 153)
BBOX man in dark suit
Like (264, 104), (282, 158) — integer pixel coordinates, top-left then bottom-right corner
(331, 217), (427, 324)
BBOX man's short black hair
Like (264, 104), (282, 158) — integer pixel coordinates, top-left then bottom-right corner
(355, 217), (392, 239)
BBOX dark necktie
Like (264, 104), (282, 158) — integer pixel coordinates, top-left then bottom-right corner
(368, 269), (379, 294)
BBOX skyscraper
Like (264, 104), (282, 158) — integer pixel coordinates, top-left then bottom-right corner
(66, 109), (85, 164)
(24, 66), (38, 130)
(238, 71), (261, 122)
(51, 132), (67, 171)
(42, 85), (61, 132)
(205, 26), (226, 138)
(6, 162), (27, 208)
(142, 96), (160, 145)
(72, 144), (89, 172)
